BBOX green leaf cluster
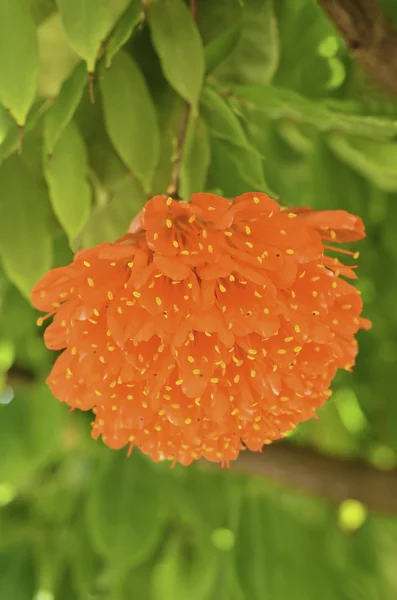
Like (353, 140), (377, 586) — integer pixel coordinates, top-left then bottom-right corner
(0, 1), (397, 598)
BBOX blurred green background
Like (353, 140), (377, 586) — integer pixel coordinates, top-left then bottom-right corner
(1, 0), (397, 598)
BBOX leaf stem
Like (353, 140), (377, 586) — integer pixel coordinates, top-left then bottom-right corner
(190, 0), (198, 21)
(166, 0), (198, 198)
(140, 0), (148, 27)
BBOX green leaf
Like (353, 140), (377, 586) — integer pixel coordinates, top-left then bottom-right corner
(152, 538), (219, 600)
(382, 0), (397, 31)
(0, 104), (13, 146)
(199, 87), (272, 197)
(44, 120), (91, 243)
(204, 23), (242, 75)
(309, 137), (369, 218)
(197, 0), (243, 45)
(0, 340), (15, 377)
(151, 539), (187, 600)
(209, 137), (270, 197)
(241, 113), (312, 206)
(0, 384), (63, 486)
(55, 565), (83, 600)
(325, 57), (346, 90)
(277, 120), (313, 155)
(0, 544), (37, 600)
(74, 88), (128, 191)
(82, 176), (146, 247)
(231, 85), (397, 140)
(180, 116), (211, 200)
(106, 0), (142, 68)
(200, 87), (250, 149)
(36, 12), (80, 98)
(26, 384), (64, 464)
(56, 0), (111, 71)
(86, 451), (164, 569)
(44, 61), (88, 156)
(0, 288), (39, 353)
(29, 0), (56, 25)
(0, 99), (48, 163)
(100, 50), (160, 192)
(0, 288), (53, 378)
(0, 155), (52, 298)
(327, 133), (397, 192)
(198, 0), (243, 75)
(206, 554), (246, 600)
(274, 0), (337, 97)
(88, 140), (128, 198)
(234, 487), (281, 600)
(180, 469), (238, 532)
(383, 195), (397, 261)
(214, 0), (279, 86)
(0, 0), (39, 125)
(121, 564), (154, 600)
(148, 0), (205, 108)
(66, 517), (101, 600)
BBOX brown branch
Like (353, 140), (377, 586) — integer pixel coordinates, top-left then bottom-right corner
(318, 0), (397, 99)
(233, 443), (397, 515)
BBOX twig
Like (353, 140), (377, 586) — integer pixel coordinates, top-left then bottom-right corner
(318, 0), (397, 99)
(166, 105), (191, 197)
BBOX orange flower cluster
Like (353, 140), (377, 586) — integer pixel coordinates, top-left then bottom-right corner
(32, 193), (371, 466)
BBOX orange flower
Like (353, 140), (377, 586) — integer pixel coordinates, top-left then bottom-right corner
(31, 193), (371, 466)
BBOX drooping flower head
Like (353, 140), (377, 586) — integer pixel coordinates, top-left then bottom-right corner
(31, 193), (371, 466)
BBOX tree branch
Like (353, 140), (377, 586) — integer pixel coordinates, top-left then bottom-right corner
(317, 0), (397, 99)
(233, 443), (397, 515)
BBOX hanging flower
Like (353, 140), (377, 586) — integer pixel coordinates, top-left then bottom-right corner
(31, 193), (371, 466)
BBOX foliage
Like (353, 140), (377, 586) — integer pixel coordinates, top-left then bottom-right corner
(1, 0), (397, 598)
